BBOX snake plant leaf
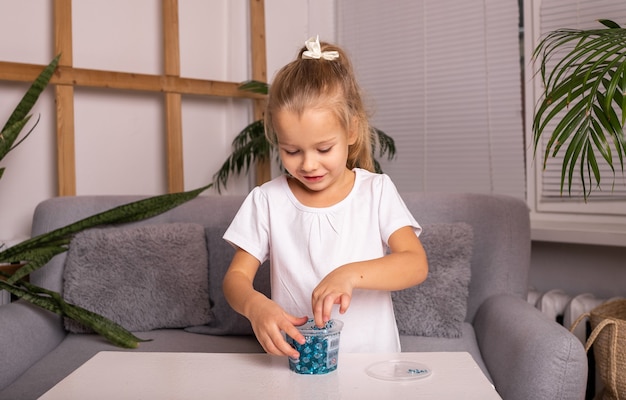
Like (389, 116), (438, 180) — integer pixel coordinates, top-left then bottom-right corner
(5, 245), (69, 284)
(0, 55), (59, 135)
(0, 117), (32, 161)
(0, 184), (211, 271)
(61, 298), (150, 348)
(0, 278), (64, 315)
(0, 184), (210, 348)
(0, 278), (148, 348)
(0, 55), (59, 182)
(6, 116), (42, 155)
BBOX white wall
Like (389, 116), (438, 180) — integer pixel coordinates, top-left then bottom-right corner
(3, 1), (619, 300)
(0, 0), (336, 242)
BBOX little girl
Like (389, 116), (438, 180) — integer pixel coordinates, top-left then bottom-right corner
(223, 36), (428, 359)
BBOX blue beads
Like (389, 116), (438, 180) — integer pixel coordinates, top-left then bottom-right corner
(286, 319), (343, 375)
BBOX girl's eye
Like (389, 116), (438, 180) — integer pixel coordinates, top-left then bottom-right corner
(318, 147), (332, 154)
(284, 149), (299, 155)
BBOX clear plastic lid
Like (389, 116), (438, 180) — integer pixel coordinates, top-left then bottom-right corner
(296, 319), (344, 336)
(365, 360), (432, 381)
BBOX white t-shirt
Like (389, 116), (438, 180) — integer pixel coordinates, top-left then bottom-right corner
(223, 168), (421, 353)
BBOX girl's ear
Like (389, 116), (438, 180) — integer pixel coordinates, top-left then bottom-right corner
(347, 118), (358, 145)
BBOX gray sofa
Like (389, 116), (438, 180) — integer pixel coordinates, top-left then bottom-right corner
(0, 192), (587, 400)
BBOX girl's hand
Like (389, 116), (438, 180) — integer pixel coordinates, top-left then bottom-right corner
(223, 249), (308, 359)
(311, 267), (356, 328)
(247, 296), (308, 359)
(311, 226), (428, 328)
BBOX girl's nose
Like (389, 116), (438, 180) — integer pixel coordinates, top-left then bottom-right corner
(300, 152), (318, 172)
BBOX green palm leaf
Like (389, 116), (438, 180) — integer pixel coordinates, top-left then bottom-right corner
(212, 119), (270, 192)
(212, 81), (397, 192)
(532, 20), (626, 200)
(238, 80), (269, 95)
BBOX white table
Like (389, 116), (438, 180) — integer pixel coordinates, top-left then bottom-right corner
(39, 351), (502, 400)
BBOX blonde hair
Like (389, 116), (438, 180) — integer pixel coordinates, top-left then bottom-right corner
(265, 40), (375, 172)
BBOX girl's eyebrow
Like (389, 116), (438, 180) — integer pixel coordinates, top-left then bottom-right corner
(278, 138), (338, 147)
(316, 139), (337, 147)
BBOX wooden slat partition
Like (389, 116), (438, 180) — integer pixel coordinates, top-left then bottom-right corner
(0, 0), (267, 195)
(162, 0), (184, 193)
(249, 0), (270, 186)
(0, 62), (264, 98)
(54, 0), (76, 196)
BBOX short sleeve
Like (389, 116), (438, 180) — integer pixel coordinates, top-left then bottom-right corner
(223, 187), (270, 264)
(377, 174), (422, 244)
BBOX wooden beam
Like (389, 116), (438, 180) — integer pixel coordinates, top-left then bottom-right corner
(250, 0), (270, 186)
(54, 0), (76, 196)
(162, 0), (180, 77)
(54, 0), (73, 64)
(55, 85), (76, 196)
(0, 62), (264, 99)
(2, 1), (269, 196)
(164, 93), (184, 193)
(250, 0), (267, 87)
(162, 0), (184, 193)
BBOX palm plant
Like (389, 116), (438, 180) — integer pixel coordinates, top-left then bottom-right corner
(532, 19), (626, 200)
(212, 81), (397, 192)
(0, 56), (212, 348)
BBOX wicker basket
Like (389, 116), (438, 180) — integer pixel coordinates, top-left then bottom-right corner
(571, 299), (626, 400)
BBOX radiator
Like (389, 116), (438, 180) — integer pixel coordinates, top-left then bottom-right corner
(528, 289), (619, 342)
(528, 289), (625, 399)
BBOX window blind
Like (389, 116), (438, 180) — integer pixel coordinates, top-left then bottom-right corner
(337, 0), (525, 199)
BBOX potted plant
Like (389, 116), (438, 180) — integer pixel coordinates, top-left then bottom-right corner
(532, 19), (626, 200)
(0, 56), (211, 348)
(212, 81), (397, 192)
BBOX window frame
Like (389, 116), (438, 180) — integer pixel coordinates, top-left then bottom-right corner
(523, 0), (626, 246)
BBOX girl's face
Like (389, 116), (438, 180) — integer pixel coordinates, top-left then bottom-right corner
(273, 108), (357, 202)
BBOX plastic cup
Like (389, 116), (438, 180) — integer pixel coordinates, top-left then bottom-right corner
(286, 319), (344, 374)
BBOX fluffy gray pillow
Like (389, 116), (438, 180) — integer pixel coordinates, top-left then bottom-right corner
(184, 225), (271, 335)
(392, 222), (473, 338)
(63, 223), (211, 333)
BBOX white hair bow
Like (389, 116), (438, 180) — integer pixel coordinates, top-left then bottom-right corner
(302, 35), (339, 60)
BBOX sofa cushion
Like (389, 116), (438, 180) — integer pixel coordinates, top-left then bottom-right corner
(63, 223), (211, 332)
(185, 225), (271, 335)
(392, 222), (473, 338)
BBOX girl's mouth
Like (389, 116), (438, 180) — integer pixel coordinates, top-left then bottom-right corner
(302, 175), (324, 183)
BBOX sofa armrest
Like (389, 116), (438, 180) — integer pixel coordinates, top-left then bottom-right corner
(0, 300), (66, 391)
(473, 294), (587, 400)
